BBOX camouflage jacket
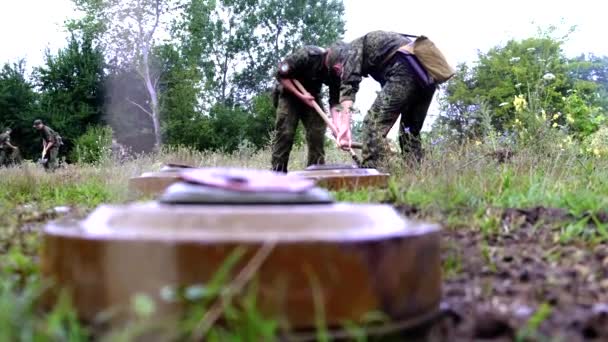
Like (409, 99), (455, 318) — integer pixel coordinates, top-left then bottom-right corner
(39, 126), (61, 146)
(275, 45), (340, 106)
(339, 31), (413, 103)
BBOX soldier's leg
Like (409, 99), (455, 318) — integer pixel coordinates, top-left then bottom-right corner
(0, 149), (6, 167)
(47, 147), (59, 171)
(360, 68), (417, 169)
(398, 86), (436, 162)
(270, 94), (300, 173)
(300, 97), (327, 167)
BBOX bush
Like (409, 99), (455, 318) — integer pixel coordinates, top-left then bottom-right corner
(69, 125), (113, 164)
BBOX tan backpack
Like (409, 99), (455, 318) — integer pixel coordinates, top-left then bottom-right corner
(399, 35), (455, 84)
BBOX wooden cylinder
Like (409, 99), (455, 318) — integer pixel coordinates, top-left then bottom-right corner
(127, 171), (183, 197)
(289, 168), (390, 191)
(40, 203), (441, 330)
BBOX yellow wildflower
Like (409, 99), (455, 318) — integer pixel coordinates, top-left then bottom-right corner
(513, 95), (527, 113)
(566, 114), (575, 123)
(552, 113), (561, 120)
(475, 140), (482, 146)
(552, 122), (558, 128)
(593, 148), (601, 157)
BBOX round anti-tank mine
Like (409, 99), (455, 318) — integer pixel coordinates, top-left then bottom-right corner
(41, 168), (441, 336)
(289, 164), (390, 191)
(127, 163), (194, 197)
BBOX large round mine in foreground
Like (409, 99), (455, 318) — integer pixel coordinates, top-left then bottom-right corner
(289, 164), (390, 191)
(40, 203), (441, 330)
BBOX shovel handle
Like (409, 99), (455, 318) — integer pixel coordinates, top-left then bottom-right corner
(292, 79), (362, 150)
(292, 80), (362, 164)
(292, 80), (338, 135)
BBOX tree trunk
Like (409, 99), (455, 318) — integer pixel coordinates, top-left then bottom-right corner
(142, 44), (161, 149)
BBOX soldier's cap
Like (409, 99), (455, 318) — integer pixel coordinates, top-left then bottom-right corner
(33, 119), (43, 127)
(326, 41), (351, 67)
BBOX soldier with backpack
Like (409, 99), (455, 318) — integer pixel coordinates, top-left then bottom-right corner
(33, 119), (63, 171)
(331, 30), (454, 169)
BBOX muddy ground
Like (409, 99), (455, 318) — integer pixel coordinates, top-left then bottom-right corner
(393, 205), (608, 342)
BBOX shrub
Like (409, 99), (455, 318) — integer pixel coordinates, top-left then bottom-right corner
(69, 125), (113, 165)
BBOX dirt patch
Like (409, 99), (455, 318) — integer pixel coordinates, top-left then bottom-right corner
(394, 205), (608, 341)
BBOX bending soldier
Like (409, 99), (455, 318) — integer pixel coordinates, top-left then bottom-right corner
(270, 43), (349, 173)
(33, 119), (62, 171)
(0, 128), (18, 167)
(333, 30), (438, 169)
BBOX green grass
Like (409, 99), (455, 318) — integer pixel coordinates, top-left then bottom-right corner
(0, 137), (607, 340)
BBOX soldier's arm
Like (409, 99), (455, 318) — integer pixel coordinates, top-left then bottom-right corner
(335, 40), (365, 149)
(44, 129), (55, 149)
(339, 39), (364, 105)
(275, 50), (317, 105)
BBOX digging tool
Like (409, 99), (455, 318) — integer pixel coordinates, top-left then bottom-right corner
(38, 145), (49, 165)
(292, 80), (361, 165)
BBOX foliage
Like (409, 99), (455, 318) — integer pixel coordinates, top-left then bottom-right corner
(69, 125), (114, 164)
(0, 273), (89, 341)
(73, 0), (179, 149)
(438, 28), (608, 141)
(157, 0), (345, 152)
(34, 31), (106, 160)
(0, 60), (39, 159)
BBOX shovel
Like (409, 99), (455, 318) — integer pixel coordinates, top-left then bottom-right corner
(292, 80), (362, 165)
(38, 146), (49, 165)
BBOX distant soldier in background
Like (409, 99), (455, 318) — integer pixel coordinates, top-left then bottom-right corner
(0, 127), (18, 167)
(33, 119), (63, 171)
(270, 43), (350, 173)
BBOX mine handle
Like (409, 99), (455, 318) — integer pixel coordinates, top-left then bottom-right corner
(292, 79), (362, 150)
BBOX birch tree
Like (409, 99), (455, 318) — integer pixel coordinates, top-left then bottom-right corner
(74, 0), (175, 148)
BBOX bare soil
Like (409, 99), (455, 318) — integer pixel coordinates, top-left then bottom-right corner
(393, 205), (608, 342)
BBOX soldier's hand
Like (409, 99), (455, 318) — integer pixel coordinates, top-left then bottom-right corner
(300, 93), (316, 107)
(330, 107), (340, 136)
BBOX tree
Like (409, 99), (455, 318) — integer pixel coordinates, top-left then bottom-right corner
(0, 60), (39, 159)
(162, 0), (346, 151)
(73, 0), (176, 149)
(34, 31), (106, 159)
(438, 29), (606, 140)
(192, 0), (346, 105)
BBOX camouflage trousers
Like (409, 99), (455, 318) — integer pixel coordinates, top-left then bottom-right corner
(0, 148), (8, 167)
(270, 90), (327, 173)
(44, 146), (59, 172)
(360, 57), (436, 169)
(0, 148), (17, 167)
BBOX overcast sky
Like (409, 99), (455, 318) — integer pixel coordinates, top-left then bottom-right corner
(1, 0), (606, 134)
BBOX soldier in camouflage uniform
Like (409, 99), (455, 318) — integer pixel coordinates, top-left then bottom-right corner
(33, 119), (62, 171)
(0, 128), (18, 167)
(335, 30), (437, 169)
(270, 43), (349, 173)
